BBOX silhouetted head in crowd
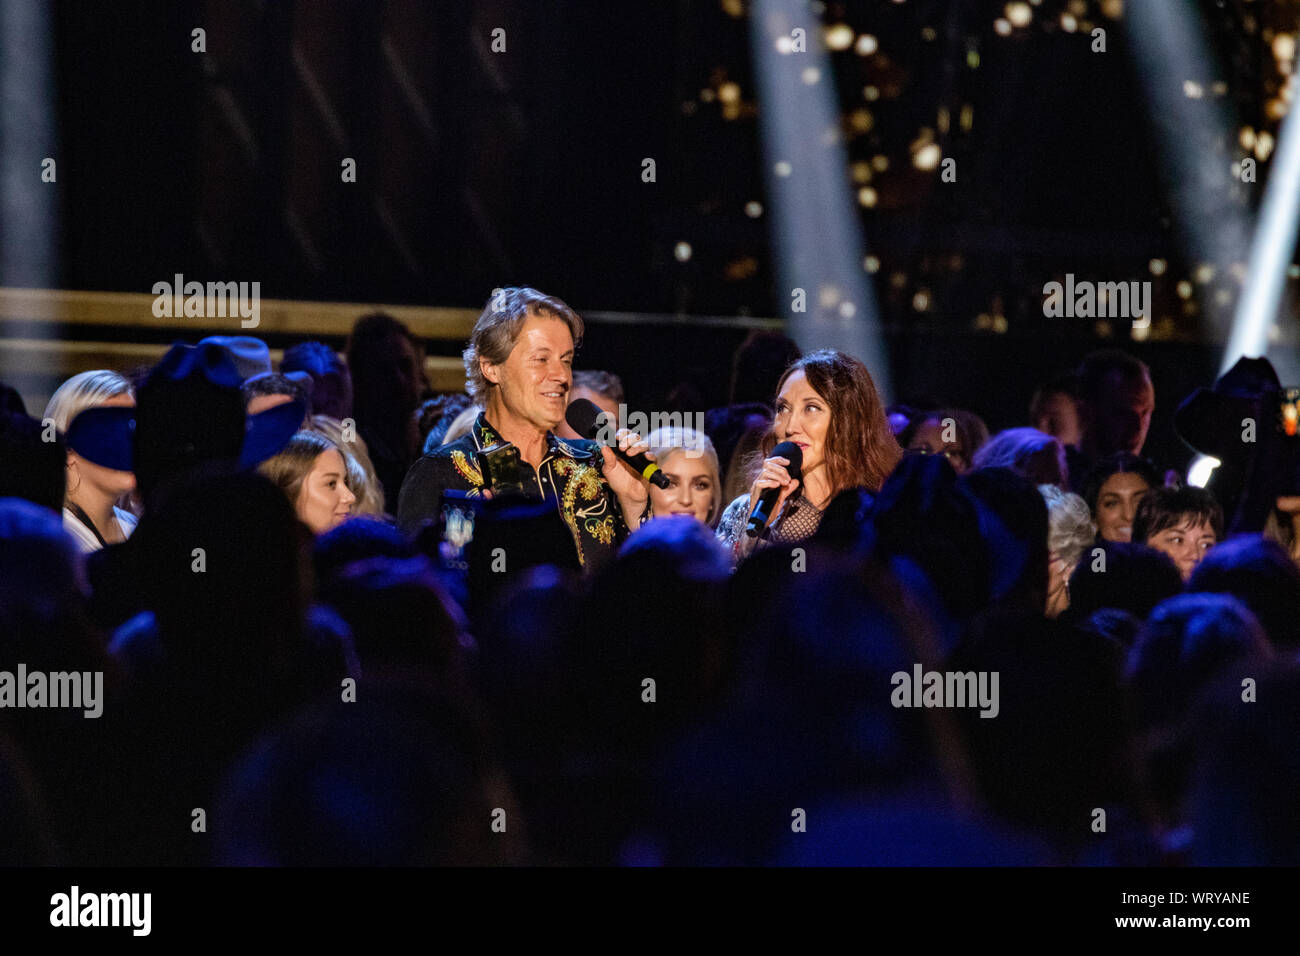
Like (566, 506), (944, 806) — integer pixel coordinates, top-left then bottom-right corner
(858, 454), (988, 627)
(971, 427), (1067, 487)
(1080, 452), (1161, 542)
(1029, 371), (1082, 448)
(0, 412), (65, 512)
(319, 554), (467, 682)
(1077, 349), (1154, 460)
(857, 457), (1049, 630)
(1062, 540), (1182, 623)
(572, 517), (730, 744)
(132, 349), (237, 489)
(1188, 534), (1300, 654)
(1133, 485), (1222, 581)
(962, 467), (1050, 616)
(907, 408), (989, 473)
(885, 403), (925, 448)
(313, 515), (415, 586)
(418, 392), (473, 451)
(949, 613), (1130, 853)
(0, 498), (118, 865)
(704, 401), (771, 488)
(1080, 607), (1144, 649)
(347, 312), (426, 420)
(242, 372), (311, 417)
(653, 549), (965, 864)
(524, 518), (734, 863)
(1126, 593), (1269, 732)
(131, 343), (304, 511)
(475, 564), (582, 724)
(623, 513), (730, 578)
(216, 681), (519, 865)
(0, 382), (25, 416)
(812, 486), (879, 549)
(0, 736), (54, 865)
(134, 469), (311, 686)
(281, 341), (352, 420)
(730, 330), (801, 407)
(0, 497), (103, 671)
(346, 313), (426, 503)
(1185, 664), (1300, 865)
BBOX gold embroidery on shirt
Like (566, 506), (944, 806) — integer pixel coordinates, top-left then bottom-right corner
(451, 449), (484, 488)
(552, 458), (618, 559)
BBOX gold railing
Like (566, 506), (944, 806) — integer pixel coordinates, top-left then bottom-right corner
(0, 286), (781, 409)
(0, 287), (479, 395)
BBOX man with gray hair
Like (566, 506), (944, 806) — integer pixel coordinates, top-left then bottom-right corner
(396, 287), (652, 571)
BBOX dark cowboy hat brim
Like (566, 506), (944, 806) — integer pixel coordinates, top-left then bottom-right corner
(1174, 356), (1282, 459)
(238, 397), (306, 468)
(1174, 387), (1264, 460)
(65, 398), (305, 473)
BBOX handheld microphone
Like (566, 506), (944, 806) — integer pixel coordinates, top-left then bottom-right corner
(565, 398), (671, 489)
(746, 441), (803, 537)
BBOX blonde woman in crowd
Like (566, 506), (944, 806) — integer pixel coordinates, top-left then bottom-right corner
(43, 369), (138, 551)
(259, 431), (358, 534)
(644, 426), (723, 529)
(306, 413), (386, 516)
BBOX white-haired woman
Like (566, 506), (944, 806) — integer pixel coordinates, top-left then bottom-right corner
(1039, 484), (1096, 618)
(43, 369), (138, 551)
(644, 426), (722, 528)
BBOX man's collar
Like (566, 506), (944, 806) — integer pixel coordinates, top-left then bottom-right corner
(470, 412), (501, 450)
(473, 412), (595, 460)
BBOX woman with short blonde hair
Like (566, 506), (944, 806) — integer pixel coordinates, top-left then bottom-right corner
(644, 426), (722, 528)
(43, 370), (138, 551)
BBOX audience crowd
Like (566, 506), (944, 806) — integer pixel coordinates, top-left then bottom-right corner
(0, 288), (1296, 866)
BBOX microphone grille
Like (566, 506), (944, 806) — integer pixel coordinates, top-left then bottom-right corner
(772, 440), (803, 480)
(564, 397), (604, 439)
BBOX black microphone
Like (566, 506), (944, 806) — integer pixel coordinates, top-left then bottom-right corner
(565, 398), (671, 489)
(746, 441), (803, 538)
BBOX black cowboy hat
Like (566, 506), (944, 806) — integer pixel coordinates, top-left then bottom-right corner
(65, 342), (304, 479)
(1174, 355), (1297, 533)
